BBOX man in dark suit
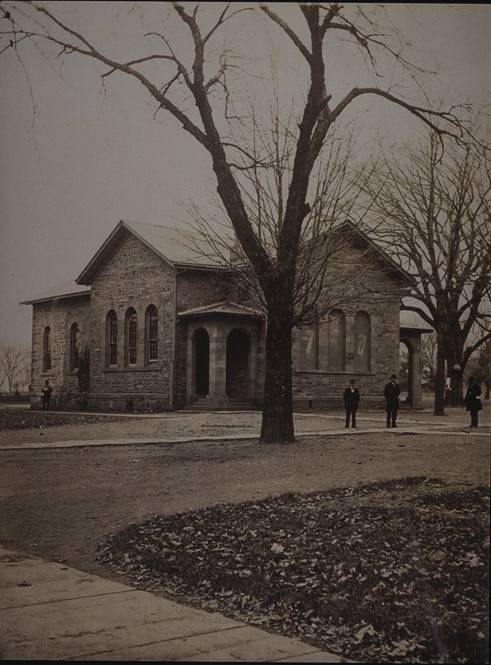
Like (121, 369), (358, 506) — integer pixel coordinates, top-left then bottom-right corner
(343, 379), (360, 428)
(384, 374), (401, 428)
(464, 376), (482, 428)
(41, 380), (53, 412)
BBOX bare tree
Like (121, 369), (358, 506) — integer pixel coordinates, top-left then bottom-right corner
(0, 345), (30, 393)
(1, 2), (477, 441)
(420, 332), (437, 387)
(185, 123), (390, 326)
(363, 132), (490, 414)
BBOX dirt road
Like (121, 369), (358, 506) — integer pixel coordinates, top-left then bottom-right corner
(0, 430), (488, 582)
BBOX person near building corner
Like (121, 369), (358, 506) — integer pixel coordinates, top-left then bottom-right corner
(343, 379), (360, 429)
(41, 380), (53, 411)
(464, 376), (482, 428)
(384, 374), (401, 428)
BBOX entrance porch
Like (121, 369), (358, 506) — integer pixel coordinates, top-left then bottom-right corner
(400, 315), (433, 408)
(179, 301), (263, 409)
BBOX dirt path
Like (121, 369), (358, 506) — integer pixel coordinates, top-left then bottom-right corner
(1, 406), (488, 447)
(0, 430), (488, 583)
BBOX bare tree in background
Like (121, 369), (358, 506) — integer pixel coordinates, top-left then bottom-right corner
(363, 132), (490, 415)
(1, 2), (478, 441)
(0, 345), (30, 393)
(420, 332), (437, 388)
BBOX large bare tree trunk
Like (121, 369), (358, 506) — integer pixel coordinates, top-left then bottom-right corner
(434, 332), (446, 416)
(4, 3), (481, 442)
(260, 302), (295, 443)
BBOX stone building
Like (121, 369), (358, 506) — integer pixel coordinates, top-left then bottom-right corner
(22, 220), (429, 412)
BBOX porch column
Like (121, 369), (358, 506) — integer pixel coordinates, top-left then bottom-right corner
(185, 324), (194, 404)
(208, 323), (227, 403)
(411, 340), (423, 408)
(248, 327), (258, 401)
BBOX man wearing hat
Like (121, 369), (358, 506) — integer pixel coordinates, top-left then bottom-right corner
(343, 379), (360, 429)
(384, 374), (401, 428)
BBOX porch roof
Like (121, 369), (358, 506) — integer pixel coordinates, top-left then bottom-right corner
(400, 310), (433, 334)
(178, 300), (264, 319)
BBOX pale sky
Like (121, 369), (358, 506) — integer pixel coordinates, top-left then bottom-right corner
(0, 2), (489, 348)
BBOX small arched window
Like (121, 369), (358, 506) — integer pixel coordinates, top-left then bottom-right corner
(69, 322), (79, 371)
(327, 309), (346, 371)
(106, 310), (118, 367)
(145, 305), (158, 364)
(125, 308), (138, 366)
(42, 326), (51, 372)
(354, 311), (371, 372)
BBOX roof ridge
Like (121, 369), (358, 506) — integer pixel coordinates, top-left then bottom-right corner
(122, 219), (180, 230)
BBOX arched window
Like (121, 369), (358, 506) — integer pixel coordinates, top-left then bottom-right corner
(145, 305), (158, 364)
(42, 326), (51, 372)
(69, 322), (79, 371)
(106, 310), (118, 367)
(293, 324), (319, 371)
(125, 308), (138, 366)
(327, 309), (346, 371)
(354, 311), (371, 372)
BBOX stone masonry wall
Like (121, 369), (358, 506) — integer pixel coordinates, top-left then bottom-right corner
(291, 243), (404, 410)
(30, 295), (91, 409)
(88, 230), (175, 411)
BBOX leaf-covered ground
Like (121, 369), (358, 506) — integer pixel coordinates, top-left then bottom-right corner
(98, 477), (489, 663)
(0, 409), (125, 430)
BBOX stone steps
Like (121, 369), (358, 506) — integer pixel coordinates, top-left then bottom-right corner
(184, 397), (256, 411)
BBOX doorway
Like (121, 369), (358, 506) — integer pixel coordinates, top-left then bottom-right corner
(226, 329), (250, 398)
(194, 328), (209, 396)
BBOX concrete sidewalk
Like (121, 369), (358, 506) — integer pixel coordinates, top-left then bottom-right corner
(0, 546), (349, 662)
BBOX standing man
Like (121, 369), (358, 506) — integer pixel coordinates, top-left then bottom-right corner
(41, 380), (52, 412)
(343, 379), (360, 429)
(464, 376), (482, 428)
(384, 374), (401, 428)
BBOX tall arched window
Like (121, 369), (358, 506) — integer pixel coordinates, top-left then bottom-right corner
(354, 311), (371, 372)
(145, 305), (158, 364)
(69, 322), (79, 371)
(125, 308), (138, 366)
(293, 324), (319, 371)
(327, 309), (346, 371)
(106, 310), (118, 367)
(42, 326), (51, 372)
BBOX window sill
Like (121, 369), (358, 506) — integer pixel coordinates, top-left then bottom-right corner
(294, 369), (375, 376)
(104, 366), (162, 373)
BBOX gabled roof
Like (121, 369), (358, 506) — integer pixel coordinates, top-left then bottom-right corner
(333, 221), (413, 285)
(20, 280), (90, 305)
(178, 300), (264, 319)
(76, 220), (228, 285)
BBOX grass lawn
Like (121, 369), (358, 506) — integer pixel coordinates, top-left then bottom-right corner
(99, 477), (489, 664)
(0, 409), (125, 430)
